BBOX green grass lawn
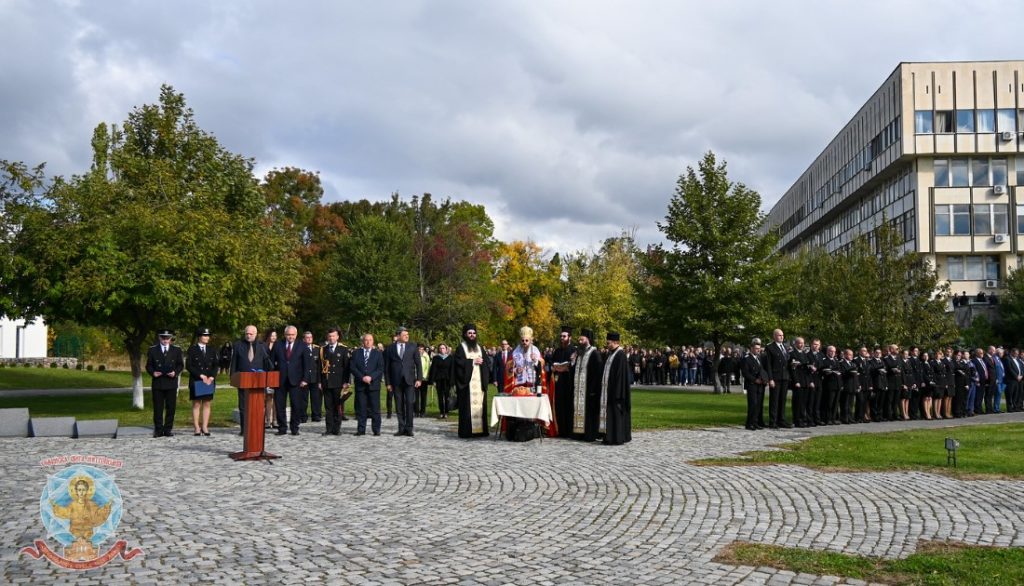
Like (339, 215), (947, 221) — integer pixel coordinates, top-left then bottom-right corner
(715, 540), (1024, 586)
(696, 423), (1024, 479)
(0, 384), (746, 430)
(0, 367), (178, 390)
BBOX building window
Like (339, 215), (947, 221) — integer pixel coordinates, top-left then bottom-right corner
(915, 110), (933, 134)
(992, 158), (1008, 186)
(973, 204), (1009, 235)
(948, 255), (1000, 281)
(998, 109), (1017, 133)
(973, 158), (990, 186)
(977, 109), (996, 133)
(935, 204), (970, 235)
(951, 158), (969, 187)
(956, 110), (975, 133)
(1017, 205), (1024, 233)
(935, 159), (949, 187)
(934, 110), (954, 133)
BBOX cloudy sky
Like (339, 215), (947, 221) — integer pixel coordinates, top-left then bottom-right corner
(1, 0), (1019, 252)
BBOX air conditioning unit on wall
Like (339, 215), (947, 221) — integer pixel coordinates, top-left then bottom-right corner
(993, 185), (1007, 195)
(1001, 131), (1016, 141)
(994, 233), (1008, 243)
(985, 279), (999, 288)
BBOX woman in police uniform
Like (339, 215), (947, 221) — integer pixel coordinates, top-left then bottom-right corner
(187, 327), (220, 436)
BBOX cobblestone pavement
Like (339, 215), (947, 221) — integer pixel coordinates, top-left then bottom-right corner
(1, 417), (1021, 585)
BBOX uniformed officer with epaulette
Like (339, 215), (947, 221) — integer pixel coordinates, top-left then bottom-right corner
(302, 331), (323, 424)
(186, 327), (219, 436)
(145, 329), (185, 437)
(321, 327), (351, 436)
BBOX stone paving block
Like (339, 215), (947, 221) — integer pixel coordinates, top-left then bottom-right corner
(29, 416), (76, 437)
(0, 407), (30, 437)
(74, 419), (119, 438)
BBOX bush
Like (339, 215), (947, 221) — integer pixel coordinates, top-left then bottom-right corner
(62, 363), (69, 369)
(75, 363), (83, 370)
(86, 364), (94, 371)
(50, 362), (58, 368)
(22, 363), (31, 368)
(98, 365), (107, 371)
(36, 362), (44, 368)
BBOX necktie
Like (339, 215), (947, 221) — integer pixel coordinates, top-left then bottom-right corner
(287, 342), (293, 360)
(399, 343), (404, 359)
(162, 345), (167, 355)
(364, 348), (370, 366)
(248, 342), (254, 363)
(199, 345), (205, 352)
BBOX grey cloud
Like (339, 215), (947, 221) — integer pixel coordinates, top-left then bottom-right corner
(1, 0), (1020, 253)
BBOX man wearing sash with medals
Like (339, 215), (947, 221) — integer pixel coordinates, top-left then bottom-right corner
(453, 324), (489, 438)
(600, 331), (632, 445)
(568, 328), (603, 441)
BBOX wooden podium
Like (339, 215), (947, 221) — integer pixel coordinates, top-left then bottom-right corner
(230, 371), (281, 461)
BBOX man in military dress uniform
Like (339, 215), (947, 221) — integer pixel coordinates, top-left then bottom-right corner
(321, 327), (351, 436)
(145, 329), (185, 437)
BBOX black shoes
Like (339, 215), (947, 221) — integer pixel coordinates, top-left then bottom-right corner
(275, 430), (288, 436)
(163, 430), (174, 437)
(153, 431), (163, 438)
(393, 431), (404, 436)
(291, 430), (300, 436)
(372, 431), (380, 436)
(354, 431), (366, 436)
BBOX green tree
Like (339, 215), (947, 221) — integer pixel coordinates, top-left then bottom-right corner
(490, 240), (561, 345)
(328, 214), (417, 335)
(556, 231), (640, 342)
(0, 86), (301, 408)
(778, 220), (956, 349)
(635, 151), (780, 393)
(996, 267), (1024, 347)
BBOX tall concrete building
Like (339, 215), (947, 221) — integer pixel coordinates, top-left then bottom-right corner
(766, 61), (1024, 306)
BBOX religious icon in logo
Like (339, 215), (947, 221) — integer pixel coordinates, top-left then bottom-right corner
(21, 462), (142, 569)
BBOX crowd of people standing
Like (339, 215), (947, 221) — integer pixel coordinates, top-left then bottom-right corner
(145, 324), (632, 445)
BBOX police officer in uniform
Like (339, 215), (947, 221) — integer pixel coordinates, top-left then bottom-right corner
(186, 327), (219, 436)
(302, 331), (323, 423)
(321, 327), (351, 436)
(145, 329), (185, 437)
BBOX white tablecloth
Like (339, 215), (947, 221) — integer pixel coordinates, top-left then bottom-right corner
(490, 396), (553, 427)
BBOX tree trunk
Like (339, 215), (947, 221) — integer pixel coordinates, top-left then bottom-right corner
(126, 338), (145, 410)
(711, 340), (723, 395)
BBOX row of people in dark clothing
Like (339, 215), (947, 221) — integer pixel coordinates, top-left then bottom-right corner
(619, 347), (737, 387)
(739, 330), (1024, 431)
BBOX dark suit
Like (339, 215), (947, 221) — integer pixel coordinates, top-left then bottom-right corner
(145, 343), (185, 435)
(762, 342), (791, 427)
(229, 338), (273, 435)
(350, 346), (384, 434)
(970, 356), (990, 415)
(740, 352), (768, 429)
(492, 348), (512, 390)
(385, 341), (423, 434)
(1003, 354), (1019, 413)
(428, 353), (454, 415)
(271, 340), (312, 433)
(321, 343), (351, 435)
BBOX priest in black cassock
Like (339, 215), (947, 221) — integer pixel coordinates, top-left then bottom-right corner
(568, 328), (604, 441)
(551, 326), (575, 436)
(601, 331), (631, 445)
(453, 324), (490, 438)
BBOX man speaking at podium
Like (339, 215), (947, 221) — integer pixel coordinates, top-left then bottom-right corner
(231, 325), (272, 436)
